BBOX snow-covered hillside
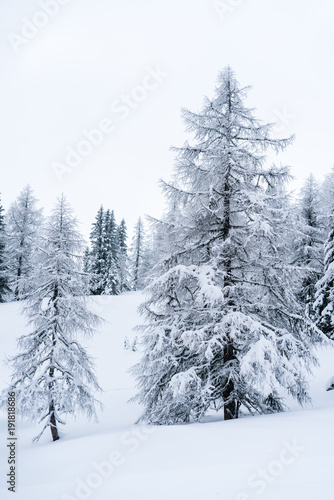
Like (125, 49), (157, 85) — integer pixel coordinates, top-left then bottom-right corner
(0, 292), (334, 500)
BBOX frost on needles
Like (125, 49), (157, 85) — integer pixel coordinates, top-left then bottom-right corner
(131, 67), (326, 425)
(0, 195), (103, 442)
(4, 185), (43, 301)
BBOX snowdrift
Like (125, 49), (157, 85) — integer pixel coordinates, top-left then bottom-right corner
(0, 292), (333, 500)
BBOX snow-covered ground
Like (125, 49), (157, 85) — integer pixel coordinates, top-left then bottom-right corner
(0, 292), (334, 500)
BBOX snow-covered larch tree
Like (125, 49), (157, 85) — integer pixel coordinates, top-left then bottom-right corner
(0, 196), (9, 302)
(1, 195), (102, 441)
(5, 185), (43, 300)
(132, 67), (325, 424)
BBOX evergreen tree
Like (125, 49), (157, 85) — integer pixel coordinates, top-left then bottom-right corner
(294, 175), (325, 315)
(5, 185), (43, 300)
(103, 209), (119, 295)
(1, 195), (102, 441)
(88, 207), (123, 295)
(132, 67), (324, 424)
(130, 217), (149, 290)
(83, 246), (91, 274)
(314, 227), (334, 339)
(117, 219), (130, 292)
(320, 165), (334, 232)
(89, 206), (105, 295)
(0, 196), (9, 302)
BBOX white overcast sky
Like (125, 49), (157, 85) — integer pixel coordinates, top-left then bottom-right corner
(0, 0), (333, 238)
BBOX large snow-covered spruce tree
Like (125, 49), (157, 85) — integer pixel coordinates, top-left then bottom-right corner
(132, 67), (324, 424)
(1, 195), (102, 442)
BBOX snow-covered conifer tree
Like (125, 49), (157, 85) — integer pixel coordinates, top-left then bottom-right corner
(89, 206), (105, 295)
(132, 67), (325, 424)
(1, 195), (102, 441)
(5, 185), (43, 300)
(130, 217), (150, 290)
(294, 175), (325, 315)
(320, 165), (334, 232)
(103, 209), (119, 295)
(0, 196), (9, 302)
(83, 246), (92, 273)
(88, 207), (122, 295)
(314, 227), (334, 339)
(117, 219), (130, 292)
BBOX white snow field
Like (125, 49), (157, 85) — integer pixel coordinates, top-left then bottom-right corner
(0, 292), (334, 500)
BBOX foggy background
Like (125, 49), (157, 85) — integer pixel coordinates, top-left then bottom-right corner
(1, 0), (333, 238)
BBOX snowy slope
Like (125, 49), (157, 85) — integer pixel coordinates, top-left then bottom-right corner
(0, 292), (334, 500)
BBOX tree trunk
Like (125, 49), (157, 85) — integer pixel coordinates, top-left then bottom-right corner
(15, 254), (23, 301)
(223, 342), (238, 420)
(49, 299), (59, 442)
(49, 399), (59, 441)
(221, 79), (239, 421)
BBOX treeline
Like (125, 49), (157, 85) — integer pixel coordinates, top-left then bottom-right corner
(2, 67), (334, 442)
(0, 186), (155, 303)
